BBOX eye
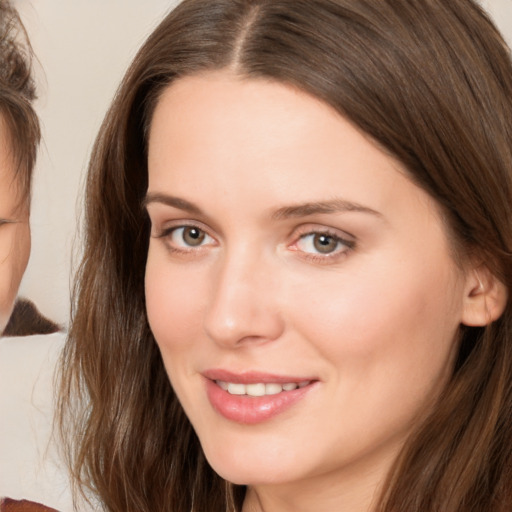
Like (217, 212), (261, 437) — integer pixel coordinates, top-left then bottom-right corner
(0, 218), (15, 228)
(168, 226), (213, 248)
(295, 231), (353, 256)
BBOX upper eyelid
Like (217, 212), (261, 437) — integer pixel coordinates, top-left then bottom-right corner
(151, 218), (212, 234)
(0, 219), (16, 226)
(291, 230), (356, 263)
(155, 224), (217, 249)
(289, 224), (356, 255)
(290, 223), (356, 242)
(293, 231), (354, 250)
(147, 209), (223, 237)
(145, 202), (221, 234)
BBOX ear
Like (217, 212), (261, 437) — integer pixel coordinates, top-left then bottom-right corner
(461, 266), (508, 327)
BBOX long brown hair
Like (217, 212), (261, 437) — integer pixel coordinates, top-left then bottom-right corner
(59, 1), (512, 510)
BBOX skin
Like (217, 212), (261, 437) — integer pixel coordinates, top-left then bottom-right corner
(144, 72), (487, 512)
(0, 116), (30, 334)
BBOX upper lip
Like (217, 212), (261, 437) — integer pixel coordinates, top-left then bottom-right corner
(202, 369), (316, 384)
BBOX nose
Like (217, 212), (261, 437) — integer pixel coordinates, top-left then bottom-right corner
(203, 251), (285, 348)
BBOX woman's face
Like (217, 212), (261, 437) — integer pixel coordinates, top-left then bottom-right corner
(145, 72), (471, 503)
(0, 118), (30, 333)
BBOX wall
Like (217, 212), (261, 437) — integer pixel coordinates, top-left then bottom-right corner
(17, 0), (178, 325)
(15, 0), (512, 326)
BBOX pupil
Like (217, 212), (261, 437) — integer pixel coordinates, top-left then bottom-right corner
(184, 227), (205, 246)
(314, 234), (336, 254)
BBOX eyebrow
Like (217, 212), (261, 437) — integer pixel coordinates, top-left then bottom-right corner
(271, 198), (382, 220)
(143, 192), (382, 222)
(143, 193), (203, 215)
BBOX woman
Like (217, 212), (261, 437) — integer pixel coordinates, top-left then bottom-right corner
(59, 0), (512, 511)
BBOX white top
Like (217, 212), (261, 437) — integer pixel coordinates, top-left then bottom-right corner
(0, 332), (74, 511)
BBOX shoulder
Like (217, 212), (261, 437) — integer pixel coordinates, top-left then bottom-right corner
(2, 300), (61, 337)
(0, 498), (59, 511)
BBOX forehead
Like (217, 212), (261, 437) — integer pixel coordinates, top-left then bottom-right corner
(147, 72), (412, 208)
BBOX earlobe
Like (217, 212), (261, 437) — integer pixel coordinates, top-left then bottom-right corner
(461, 267), (508, 327)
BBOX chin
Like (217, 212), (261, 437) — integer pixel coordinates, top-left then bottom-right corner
(210, 462), (294, 487)
(200, 436), (307, 486)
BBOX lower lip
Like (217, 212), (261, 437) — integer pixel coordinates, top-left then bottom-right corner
(205, 379), (315, 425)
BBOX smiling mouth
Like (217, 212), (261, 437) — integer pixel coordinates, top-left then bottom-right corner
(205, 377), (317, 424)
(215, 380), (311, 397)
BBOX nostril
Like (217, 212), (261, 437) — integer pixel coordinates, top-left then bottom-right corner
(203, 257), (285, 347)
(203, 302), (285, 348)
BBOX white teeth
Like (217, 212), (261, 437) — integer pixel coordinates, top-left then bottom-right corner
(227, 383), (246, 395)
(246, 383), (266, 397)
(216, 380), (310, 396)
(265, 383), (283, 395)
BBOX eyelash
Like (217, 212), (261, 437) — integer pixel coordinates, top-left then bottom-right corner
(155, 223), (216, 255)
(291, 228), (355, 263)
(153, 223), (355, 262)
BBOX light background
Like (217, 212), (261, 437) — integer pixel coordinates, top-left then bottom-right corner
(13, 0), (512, 326)
(16, 0), (179, 325)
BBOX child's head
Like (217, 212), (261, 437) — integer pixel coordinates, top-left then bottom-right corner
(0, 0), (40, 333)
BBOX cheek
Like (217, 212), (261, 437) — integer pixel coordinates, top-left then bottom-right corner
(290, 255), (462, 402)
(0, 224), (30, 331)
(145, 248), (206, 353)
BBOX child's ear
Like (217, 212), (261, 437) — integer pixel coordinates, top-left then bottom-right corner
(461, 266), (508, 327)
